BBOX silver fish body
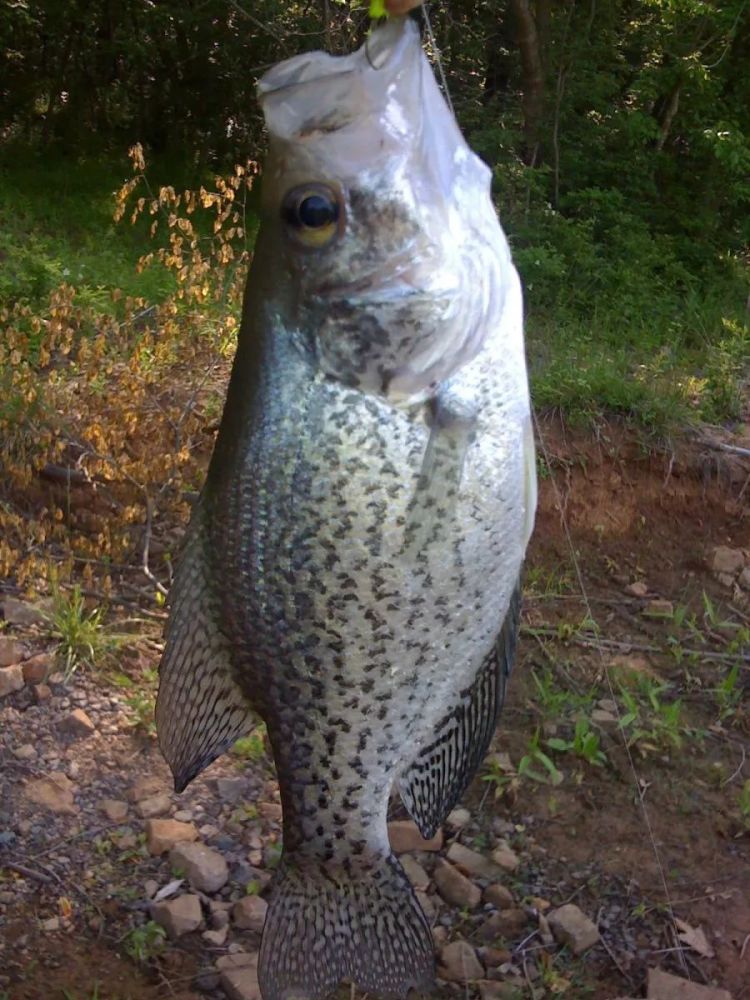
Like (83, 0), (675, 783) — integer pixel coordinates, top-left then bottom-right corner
(157, 17), (536, 1000)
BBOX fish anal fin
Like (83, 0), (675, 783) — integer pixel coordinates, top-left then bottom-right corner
(259, 854), (434, 1000)
(399, 583), (522, 838)
(156, 526), (255, 792)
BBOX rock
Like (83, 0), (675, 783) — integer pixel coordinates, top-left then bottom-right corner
(591, 708), (618, 730)
(232, 895), (268, 932)
(59, 708), (96, 738)
(21, 653), (53, 684)
(40, 916), (60, 932)
(145, 818), (199, 855)
(135, 793), (173, 819)
(217, 953), (262, 1000)
(202, 926), (228, 946)
(210, 908), (230, 930)
(438, 940), (484, 982)
(216, 777), (247, 803)
(482, 946), (512, 967)
(100, 799), (128, 823)
(150, 894), (203, 938)
(478, 908), (528, 941)
(0, 665), (24, 698)
(739, 566), (750, 591)
(478, 982), (520, 1000)
(445, 807), (472, 831)
(717, 572), (736, 589)
(23, 774), (77, 814)
(257, 802), (283, 822)
(170, 842), (229, 893)
(129, 775), (166, 802)
(547, 903), (599, 954)
(2, 596), (50, 627)
(490, 841), (520, 872)
(625, 580), (649, 598)
(144, 879), (159, 899)
(401, 855), (430, 890)
(447, 843), (502, 879)
(647, 968), (733, 1000)
(642, 599), (674, 619)
(32, 683), (52, 703)
(0, 637), (23, 668)
(388, 820), (443, 854)
(484, 883), (515, 909)
(710, 546), (745, 577)
(13, 743), (37, 760)
(173, 809), (193, 822)
(433, 858), (481, 909)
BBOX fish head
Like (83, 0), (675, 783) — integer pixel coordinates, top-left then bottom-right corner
(258, 18), (511, 403)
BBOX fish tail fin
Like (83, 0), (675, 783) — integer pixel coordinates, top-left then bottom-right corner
(258, 853), (434, 1000)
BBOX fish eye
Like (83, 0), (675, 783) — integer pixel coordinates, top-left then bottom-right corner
(282, 184), (342, 249)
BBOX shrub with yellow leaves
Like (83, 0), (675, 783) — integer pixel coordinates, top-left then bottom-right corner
(0, 144), (257, 607)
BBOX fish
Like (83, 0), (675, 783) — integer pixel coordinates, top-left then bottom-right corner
(156, 15), (536, 1000)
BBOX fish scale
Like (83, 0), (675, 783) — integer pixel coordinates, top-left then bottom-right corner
(156, 16), (535, 1000)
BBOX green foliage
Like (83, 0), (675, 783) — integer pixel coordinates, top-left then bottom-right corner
(547, 717), (607, 768)
(518, 729), (564, 786)
(47, 578), (131, 680)
(124, 921), (167, 965)
(231, 726), (268, 762)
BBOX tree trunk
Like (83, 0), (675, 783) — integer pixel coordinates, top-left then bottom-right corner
(510, 0), (546, 164)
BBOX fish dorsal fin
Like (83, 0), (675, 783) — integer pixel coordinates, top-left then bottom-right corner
(156, 520), (256, 792)
(398, 582), (522, 838)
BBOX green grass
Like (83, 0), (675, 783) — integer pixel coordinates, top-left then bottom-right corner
(0, 149), (176, 308)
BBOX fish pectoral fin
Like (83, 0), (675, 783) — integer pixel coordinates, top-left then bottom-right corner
(259, 854), (434, 1000)
(398, 581), (522, 839)
(155, 525), (255, 792)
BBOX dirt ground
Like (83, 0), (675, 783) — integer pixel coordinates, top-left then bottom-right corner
(1, 419), (749, 1000)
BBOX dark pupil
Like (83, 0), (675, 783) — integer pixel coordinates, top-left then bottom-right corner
(298, 194), (337, 228)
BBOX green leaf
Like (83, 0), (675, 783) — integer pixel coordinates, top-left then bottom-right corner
(369, 0), (388, 17)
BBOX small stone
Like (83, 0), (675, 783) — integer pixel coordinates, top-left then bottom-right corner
(0, 665), (24, 698)
(647, 968), (732, 1000)
(144, 879), (159, 899)
(597, 698), (617, 712)
(717, 572), (736, 589)
(0, 637), (23, 668)
(210, 908), (230, 930)
(40, 916), (60, 932)
(258, 802), (283, 822)
(173, 809), (193, 822)
(216, 777), (246, 803)
(591, 708), (618, 730)
(445, 807), (471, 831)
(490, 841), (520, 872)
(709, 546), (745, 577)
(59, 708), (96, 738)
(478, 982), (519, 1000)
(218, 953), (261, 1000)
(150, 894), (203, 938)
(484, 883), (514, 909)
(433, 858), (481, 909)
(23, 774), (77, 814)
(135, 793), (173, 819)
(642, 599), (674, 619)
(145, 818), (199, 855)
(739, 567), (750, 590)
(232, 895), (268, 932)
(100, 799), (128, 823)
(401, 855), (430, 890)
(388, 820), (443, 854)
(447, 843), (502, 879)
(129, 775), (165, 802)
(2, 597), (50, 627)
(547, 903), (599, 954)
(478, 908), (528, 941)
(438, 940), (484, 982)
(21, 653), (53, 685)
(203, 926), (228, 946)
(170, 842), (229, 893)
(13, 743), (37, 760)
(625, 580), (649, 598)
(32, 683), (52, 703)
(482, 946), (512, 967)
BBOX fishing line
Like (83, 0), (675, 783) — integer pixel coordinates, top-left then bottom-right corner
(419, 0), (690, 978)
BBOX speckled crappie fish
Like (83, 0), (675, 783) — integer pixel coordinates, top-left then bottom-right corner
(156, 16), (536, 1000)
